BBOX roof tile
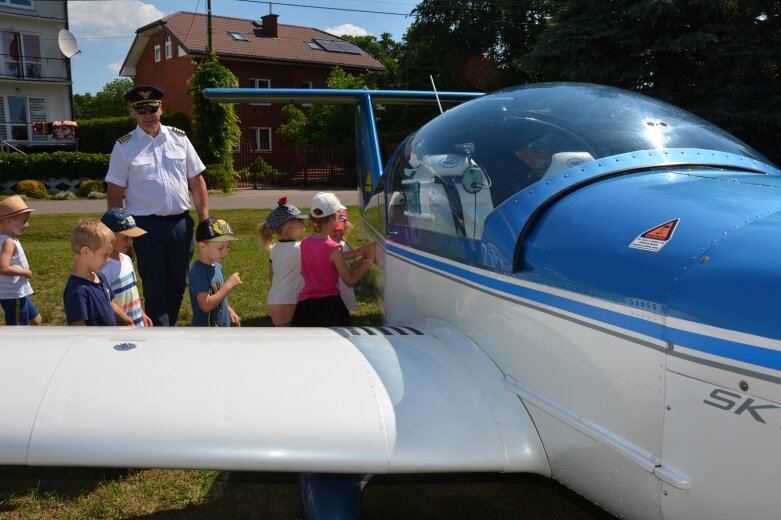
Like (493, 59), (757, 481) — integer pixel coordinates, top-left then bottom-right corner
(159, 11), (384, 70)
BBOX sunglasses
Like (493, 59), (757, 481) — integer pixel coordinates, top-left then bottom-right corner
(133, 104), (160, 114)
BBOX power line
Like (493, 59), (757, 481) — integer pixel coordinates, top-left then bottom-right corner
(234, 0), (413, 16)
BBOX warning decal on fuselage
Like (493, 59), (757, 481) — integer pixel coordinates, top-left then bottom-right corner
(364, 170), (372, 192)
(629, 218), (680, 252)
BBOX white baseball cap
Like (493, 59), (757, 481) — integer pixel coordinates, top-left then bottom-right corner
(310, 192), (346, 217)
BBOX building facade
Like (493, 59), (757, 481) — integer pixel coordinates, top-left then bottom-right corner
(120, 11), (383, 170)
(0, 0), (75, 151)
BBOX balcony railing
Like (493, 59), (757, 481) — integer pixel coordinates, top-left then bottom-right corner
(0, 53), (69, 81)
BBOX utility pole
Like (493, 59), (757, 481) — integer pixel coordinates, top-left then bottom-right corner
(207, 0), (212, 53)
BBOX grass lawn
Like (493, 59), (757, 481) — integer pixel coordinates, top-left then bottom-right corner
(0, 208), (614, 519)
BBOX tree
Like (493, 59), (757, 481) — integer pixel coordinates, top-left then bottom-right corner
(73, 78), (134, 119)
(401, 0), (553, 91)
(278, 67), (367, 147)
(521, 0), (781, 164)
(189, 51), (241, 170)
(343, 33), (403, 89)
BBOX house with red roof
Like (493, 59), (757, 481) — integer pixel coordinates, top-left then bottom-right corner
(119, 11), (383, 171)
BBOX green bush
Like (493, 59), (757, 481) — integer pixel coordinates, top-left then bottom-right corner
(250, 156), (287, 185)
(76, 112), (193, 153)
(201, 163), (235, 193)
(78, 179), (104, 197)
(15, 179), (48, 199)
(0, 151), (110, 183)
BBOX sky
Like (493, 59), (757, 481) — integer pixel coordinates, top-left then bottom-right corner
(67, 0), (419, 94)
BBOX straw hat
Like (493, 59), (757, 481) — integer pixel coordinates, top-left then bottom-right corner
(0, 195), (35, 219)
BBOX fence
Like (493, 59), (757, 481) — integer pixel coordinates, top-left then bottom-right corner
(233, 140), (355, 188)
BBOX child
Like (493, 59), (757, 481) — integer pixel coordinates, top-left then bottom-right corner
(329, 209), (357, 312)
(0, 195), (41, 325)
(100, 207), (152, 327)
(189, 217), (242, 327)
(63, 218), (132, 326)
(259, 197), (308, 327)
(291, 192), (375, 327)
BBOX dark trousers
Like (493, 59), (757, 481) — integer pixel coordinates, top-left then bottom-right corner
(132, 213), (194, 326)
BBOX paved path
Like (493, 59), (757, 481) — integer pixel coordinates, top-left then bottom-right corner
(26, 188), (359, 214)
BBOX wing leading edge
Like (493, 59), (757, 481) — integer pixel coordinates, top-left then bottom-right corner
(0, 321), (549, 476)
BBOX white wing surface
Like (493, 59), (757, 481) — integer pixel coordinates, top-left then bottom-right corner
(0, 320), (549, 476)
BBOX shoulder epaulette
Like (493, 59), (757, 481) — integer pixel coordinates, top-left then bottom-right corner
(169, 126), (186, 135)
(116, 133), (131, 144)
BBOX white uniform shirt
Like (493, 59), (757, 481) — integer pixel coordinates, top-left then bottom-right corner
(105, 125), (205, 216)
(267, 240), (304, 305)
(0, 234), (33, 299)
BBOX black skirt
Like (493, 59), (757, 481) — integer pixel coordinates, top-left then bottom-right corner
(291, 295), (351, 327)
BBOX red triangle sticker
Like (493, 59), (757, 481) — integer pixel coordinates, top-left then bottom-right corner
(641, 219), (679, 241)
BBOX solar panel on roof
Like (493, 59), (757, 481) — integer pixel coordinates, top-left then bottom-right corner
(335, 41), (362, 54)
(313, 39), (343, 52)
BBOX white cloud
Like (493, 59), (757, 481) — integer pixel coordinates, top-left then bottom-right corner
(323, 24), (371, 38)
(105, 62), (122, 74)
(69, 0), (165, 40)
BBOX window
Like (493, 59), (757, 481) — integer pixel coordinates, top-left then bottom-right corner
(153, 38), (161, 62)
(300, 81), (313, 106)
(0, 0), (33, 8)
(164, 35), (172, 59)
(1, 32), (20, 77)
(22, 34), (40, 78)
(1, 32), (40, 79)
(250, 78), (270, 106)
(2, 96), (46, 142)
(228, 32), (247, 41)
(251, 127), (272, 152)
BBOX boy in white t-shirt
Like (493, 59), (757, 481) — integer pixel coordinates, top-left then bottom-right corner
(100, 207), (152, 326)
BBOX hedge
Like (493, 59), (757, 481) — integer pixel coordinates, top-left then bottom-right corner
(0, 151), (109, 182)
(76, 112), (193, 153)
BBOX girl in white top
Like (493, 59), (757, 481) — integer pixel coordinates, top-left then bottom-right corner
(259, 197), (308, 326)
(329, 209), (358, 311)
(0, 195), (41, 325)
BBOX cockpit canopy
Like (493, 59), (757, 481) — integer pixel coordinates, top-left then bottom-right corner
(383, 82), (774, 267)
(388, 82), (771, 212)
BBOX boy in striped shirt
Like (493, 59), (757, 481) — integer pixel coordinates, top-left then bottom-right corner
(100, 208), (152, 326)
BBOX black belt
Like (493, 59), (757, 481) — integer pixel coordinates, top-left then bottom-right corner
(136, 211), (188, 221)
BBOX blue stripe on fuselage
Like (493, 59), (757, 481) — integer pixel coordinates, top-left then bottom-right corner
(386, 242), (781, 373)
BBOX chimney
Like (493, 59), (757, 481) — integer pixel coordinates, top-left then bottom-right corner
(260, 13), (278, 38)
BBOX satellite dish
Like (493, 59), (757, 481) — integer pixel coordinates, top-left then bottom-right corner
(58, 29), (80, 58)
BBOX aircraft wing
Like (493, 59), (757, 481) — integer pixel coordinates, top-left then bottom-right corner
(0, 320), (549, 476)
(202, 88), (483, 106)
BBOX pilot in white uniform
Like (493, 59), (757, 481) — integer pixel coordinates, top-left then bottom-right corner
(105, 85), (209, 326)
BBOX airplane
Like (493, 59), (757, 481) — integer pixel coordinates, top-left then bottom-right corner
(2, 82), (781, 520)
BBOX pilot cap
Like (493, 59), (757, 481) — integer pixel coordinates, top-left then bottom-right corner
(125, 85), (164, 106)
(310, 192), (345, 218)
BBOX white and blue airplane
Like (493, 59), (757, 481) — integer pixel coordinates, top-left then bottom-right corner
(2, 83), (780, 519)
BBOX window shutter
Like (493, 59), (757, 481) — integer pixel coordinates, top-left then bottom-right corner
(29, 97), (46, 141)
(0, 96), (6, 140)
